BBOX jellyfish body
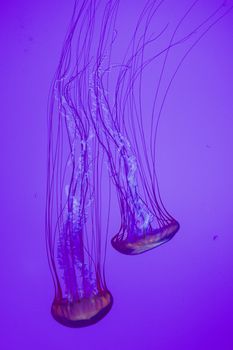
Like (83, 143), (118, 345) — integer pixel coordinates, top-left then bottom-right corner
(111, 221), (180, 255)
(102, 0), (233, 255)
(45, 0), (116, 327)
(89, 0), (182, 255)
(51, 291), (113, 328)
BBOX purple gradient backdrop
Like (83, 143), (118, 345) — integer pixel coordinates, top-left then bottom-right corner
(1, 1), (233, 349)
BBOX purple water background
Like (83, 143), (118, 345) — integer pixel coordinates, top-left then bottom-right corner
(1, 1), (233, 349)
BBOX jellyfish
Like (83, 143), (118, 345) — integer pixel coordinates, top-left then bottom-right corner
(87, 0), (233, 255)
(45, 0), (116, 327)
(110, 0), (233, 255)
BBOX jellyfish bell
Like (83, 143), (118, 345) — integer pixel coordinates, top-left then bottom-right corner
(51, 290), (113, 328)
(111, 220), (180, 255)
